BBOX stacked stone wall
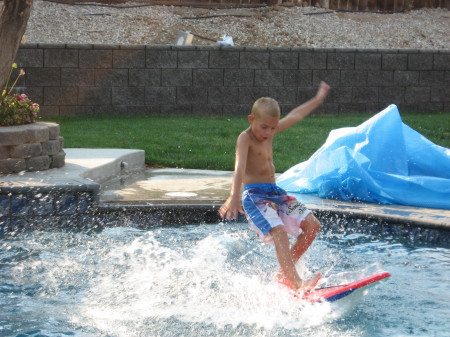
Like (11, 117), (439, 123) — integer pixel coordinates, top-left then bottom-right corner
(14, 44), (450, 117)
(0, 122), (65, 174)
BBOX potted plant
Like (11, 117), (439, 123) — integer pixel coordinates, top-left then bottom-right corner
(0, 62), (65, 174)
(0, 62), (39, 126)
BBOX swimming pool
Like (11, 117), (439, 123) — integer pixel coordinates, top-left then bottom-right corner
(1, 221), (449, 337)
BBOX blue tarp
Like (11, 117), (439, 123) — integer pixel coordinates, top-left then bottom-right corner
(277, 105), (450, 210)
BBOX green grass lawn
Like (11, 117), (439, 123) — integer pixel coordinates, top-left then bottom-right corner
(44, 112), (450, 172)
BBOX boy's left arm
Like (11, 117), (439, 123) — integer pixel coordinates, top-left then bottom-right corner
(277, 81), (330, 132)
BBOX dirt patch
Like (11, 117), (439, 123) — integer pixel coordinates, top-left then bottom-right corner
(26, 1), (450, 49)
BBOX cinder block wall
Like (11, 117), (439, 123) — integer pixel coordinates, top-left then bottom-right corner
(15, 44), (450, 116)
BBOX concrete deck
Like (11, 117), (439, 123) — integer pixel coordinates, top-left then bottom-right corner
(1, 148), (145, 190)
(2, 148), (450, 230)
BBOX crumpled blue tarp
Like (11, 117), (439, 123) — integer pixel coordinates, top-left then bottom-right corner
(277, 104), (450, 210)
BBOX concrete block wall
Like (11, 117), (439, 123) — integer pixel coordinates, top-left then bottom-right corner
(15, 44), (450, 116)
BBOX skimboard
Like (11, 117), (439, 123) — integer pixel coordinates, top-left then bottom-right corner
(281, 272), (391, 304)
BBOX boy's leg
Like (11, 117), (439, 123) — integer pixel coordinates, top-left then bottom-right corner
(290, 213), (321, 264)
(278, 198), (321, 264)
(271, 226), (303, 290)
(271, 225), (320, 291)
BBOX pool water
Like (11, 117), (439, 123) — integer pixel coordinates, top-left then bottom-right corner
(1, 222), (449, 337)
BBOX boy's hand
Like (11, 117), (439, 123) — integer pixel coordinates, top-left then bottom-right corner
(276, 81), (330, 132)
(219, 196), (244, 220)
(316, 81), (330, 102)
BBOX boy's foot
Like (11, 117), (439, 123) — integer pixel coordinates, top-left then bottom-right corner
(298, 273), (322, 292)
(274, 272), (293, 289)
(275, 272), (321, 292)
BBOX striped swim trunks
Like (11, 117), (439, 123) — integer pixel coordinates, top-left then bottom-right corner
(242, 183), (311, 244)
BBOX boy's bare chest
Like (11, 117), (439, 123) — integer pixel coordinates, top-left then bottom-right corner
(245, 142), (276, 182)
(248, 142), (273, 162)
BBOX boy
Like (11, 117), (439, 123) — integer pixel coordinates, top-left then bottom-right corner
(219, 82), (330, 293)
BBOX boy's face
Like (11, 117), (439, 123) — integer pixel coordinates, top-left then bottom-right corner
(248, 112), (279, 142)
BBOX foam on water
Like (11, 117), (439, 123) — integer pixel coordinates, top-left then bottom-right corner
(2, 222), (449, 337)
(73, 227), (346, 335)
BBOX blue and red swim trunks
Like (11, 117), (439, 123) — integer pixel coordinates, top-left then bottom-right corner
(242, 183), (311, 244)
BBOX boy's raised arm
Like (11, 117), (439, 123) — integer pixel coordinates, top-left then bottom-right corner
(277, 81), (330, 133)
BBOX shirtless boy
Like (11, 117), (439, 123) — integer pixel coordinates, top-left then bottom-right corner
(219, 82), (330, 293)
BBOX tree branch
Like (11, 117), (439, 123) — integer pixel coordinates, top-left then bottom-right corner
(0, 0), (33, 90)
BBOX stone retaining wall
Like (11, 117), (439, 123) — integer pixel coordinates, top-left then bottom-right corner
(14, 44), (450, 117)
(0, 122), (65, 174)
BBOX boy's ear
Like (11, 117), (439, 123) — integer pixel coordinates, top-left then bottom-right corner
(248, 114), (254, 123)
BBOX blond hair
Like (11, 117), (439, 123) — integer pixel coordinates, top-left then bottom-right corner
(251, 97), (280, 119)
